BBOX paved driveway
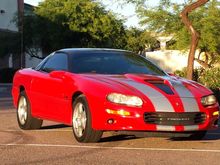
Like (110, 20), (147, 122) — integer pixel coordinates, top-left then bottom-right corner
(1, 85), (220, 165)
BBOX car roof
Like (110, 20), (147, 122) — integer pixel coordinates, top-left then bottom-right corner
(57, 48), (132, 55)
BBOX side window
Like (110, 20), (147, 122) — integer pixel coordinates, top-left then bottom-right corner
(35, 54), (51, 71)
(41, 53), (68, 72)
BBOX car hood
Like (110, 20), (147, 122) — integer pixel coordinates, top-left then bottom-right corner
(80, 73), (213, 113)
(82, 73), (212, 98)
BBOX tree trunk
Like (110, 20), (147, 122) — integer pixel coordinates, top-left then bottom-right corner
(180, 0), (209, 80)
(194, 58), (210, 69)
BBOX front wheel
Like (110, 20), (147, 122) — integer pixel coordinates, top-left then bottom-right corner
(72, 95), (103, 143)
(17, 91), (43, 130)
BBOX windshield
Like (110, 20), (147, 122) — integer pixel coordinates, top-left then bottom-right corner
(70, 51), (167, 76)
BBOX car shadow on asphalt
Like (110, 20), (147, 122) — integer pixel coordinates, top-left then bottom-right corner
(169, 132), (220, 141)
(38, 124), (220, 142)
(100, 134), (138, 143)
(40, 124), (69, 130)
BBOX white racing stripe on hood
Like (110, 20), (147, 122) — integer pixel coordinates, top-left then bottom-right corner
(121, 80), (174, 112)
(162, 76), (200, 112)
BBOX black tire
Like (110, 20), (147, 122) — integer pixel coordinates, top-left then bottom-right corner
(17, 91), (43, 130)
(189, 131), (207, 140)
(72, 95), (103, 143)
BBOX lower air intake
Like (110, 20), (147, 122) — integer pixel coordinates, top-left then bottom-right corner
(144, 112), (206, 126)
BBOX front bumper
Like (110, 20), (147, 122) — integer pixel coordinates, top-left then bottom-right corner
(93, 105), (219, 132)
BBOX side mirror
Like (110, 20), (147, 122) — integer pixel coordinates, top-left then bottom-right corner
(49, 70), (66, 79)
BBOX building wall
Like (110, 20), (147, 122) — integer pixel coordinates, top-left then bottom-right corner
(145, 50), (201, 73)
(0, 0), (24, 69)
(25, 51), (44, 68)
(0, 0), (19, 32)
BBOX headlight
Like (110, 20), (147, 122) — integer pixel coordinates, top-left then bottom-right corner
(107, 93), (143, 107)
(201, 95), (217, 106)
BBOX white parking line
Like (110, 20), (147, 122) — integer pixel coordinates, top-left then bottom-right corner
(1, 143), (220, 153)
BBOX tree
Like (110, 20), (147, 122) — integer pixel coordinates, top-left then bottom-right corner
(22, 0), (127, 58)
(115, 0), (220, 79)
(125, 28), (158, 53)
(180, 0), (209, 79)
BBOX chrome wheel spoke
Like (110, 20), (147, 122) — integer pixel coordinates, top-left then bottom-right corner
(73, 102), (87, 138)
(81, 111), (87, 129)
(78, 127), (83, 137)
(18, 96), (28, 125)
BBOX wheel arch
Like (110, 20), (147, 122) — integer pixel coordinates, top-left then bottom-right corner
(72, 91), (84, 103)
(19, 85), (25, 93)
(71, 91), (103, 142)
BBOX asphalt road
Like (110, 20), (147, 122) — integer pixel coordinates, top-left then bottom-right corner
(1, 84), (220, 165)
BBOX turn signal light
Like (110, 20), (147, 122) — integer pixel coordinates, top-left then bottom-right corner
(213, 111), (219, 116)
(106, 109), (131, 116)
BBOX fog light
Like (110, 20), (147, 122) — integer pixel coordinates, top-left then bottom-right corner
(107, 119), (114, 124)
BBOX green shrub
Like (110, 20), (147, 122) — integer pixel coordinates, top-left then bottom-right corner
(174, 67), (220, 103)
(174, 67), (203, 81)
(198, 67), (220, 89)
(174, 68), (186, 78)
(197, 67), (220, 103)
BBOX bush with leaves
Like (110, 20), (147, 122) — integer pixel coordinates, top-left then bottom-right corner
(174, 68), (187, 78)
(198, 67), (220, 90)
(174, 67), (220, 102)
(198, 68), (220, 103)
(174, 67), (202, 81)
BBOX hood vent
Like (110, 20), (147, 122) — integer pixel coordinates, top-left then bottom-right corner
(145, 79), (174, 95)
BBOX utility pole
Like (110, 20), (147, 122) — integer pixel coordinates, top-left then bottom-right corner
(18, 0), (24, 68)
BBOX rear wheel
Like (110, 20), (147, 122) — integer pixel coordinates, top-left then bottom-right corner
(17, 91), (43, 130)
(72, 95), (103, 143)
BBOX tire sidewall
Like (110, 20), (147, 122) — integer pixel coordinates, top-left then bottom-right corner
(17, 91), (32, 129)
(72, 95), (92, 142)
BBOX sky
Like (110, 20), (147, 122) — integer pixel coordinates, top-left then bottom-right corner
(24, 0), (160, 28)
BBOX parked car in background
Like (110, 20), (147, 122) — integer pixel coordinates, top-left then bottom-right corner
(12, 48), (219, 142)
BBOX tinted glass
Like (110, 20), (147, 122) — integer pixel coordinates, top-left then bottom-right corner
(41, 53), (68, 72)
(35, 54), (52, 70)
(71, 51), (166, 76)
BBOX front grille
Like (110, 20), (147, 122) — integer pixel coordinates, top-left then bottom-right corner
(144, 112), (206, 126)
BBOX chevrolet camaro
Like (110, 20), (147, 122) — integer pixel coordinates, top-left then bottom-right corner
(12, 48), (219, 142)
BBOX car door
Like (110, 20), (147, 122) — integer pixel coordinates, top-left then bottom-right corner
(30, 52), (70, 122)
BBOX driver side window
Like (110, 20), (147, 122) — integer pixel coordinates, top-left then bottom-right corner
(41, 52), (68, 73)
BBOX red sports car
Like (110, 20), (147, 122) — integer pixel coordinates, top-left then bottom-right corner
(12, 48), (219, 142)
